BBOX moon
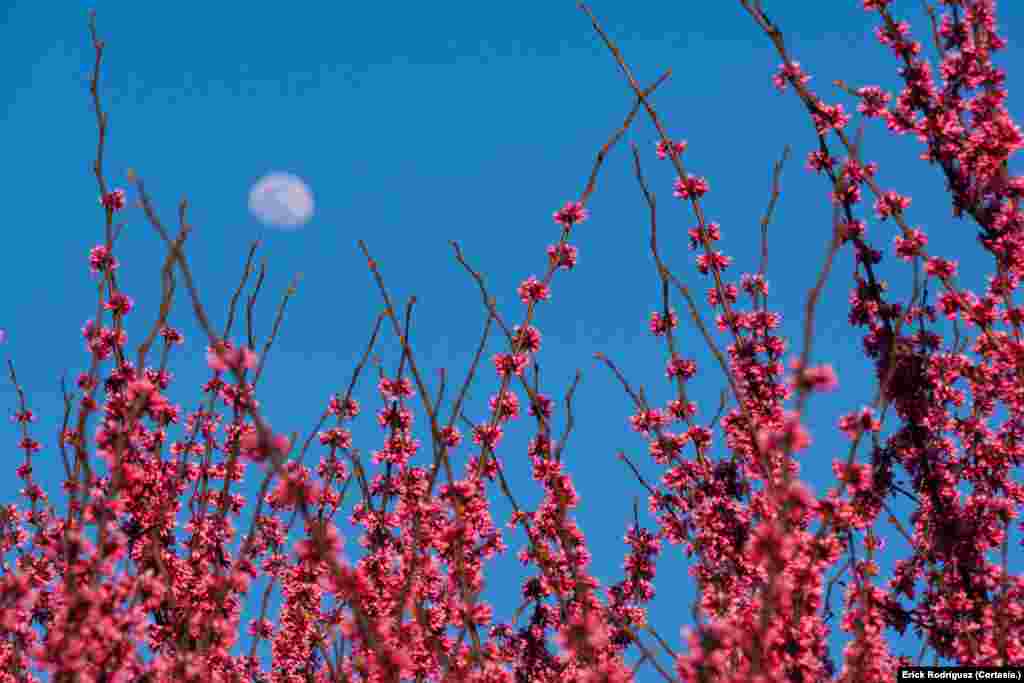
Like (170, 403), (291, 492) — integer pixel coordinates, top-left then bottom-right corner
(248, 172), (315, 229)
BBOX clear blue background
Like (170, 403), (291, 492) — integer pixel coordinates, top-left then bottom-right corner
(2, 1), (1023, 679)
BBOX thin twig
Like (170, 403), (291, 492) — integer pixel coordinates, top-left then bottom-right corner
(224, 240), (261, 339)
(758, 145), (790, 310)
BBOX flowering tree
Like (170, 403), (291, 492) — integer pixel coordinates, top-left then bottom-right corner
(1, 1), (1022, 681)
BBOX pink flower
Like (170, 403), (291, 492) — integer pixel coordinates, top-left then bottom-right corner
(806, 150), (834, 173)
(874, 190), (912, 220)
(547, 243), (578, 270)
(856, 85), (891, 117)
(839, 407), (881, 439)
(649, 310), (679, 336)
(99, 188), (126, 211)
(513, 325), (542, 353)
(206, 342), (258, 372)
(666, 356), (697, 381)
(317, 427), (352, 449)
(377, 376), (413, 400)
(239, 425), (291, 461)
(790, 359), (839, 392)
(811, 103), (850, 133)
(925, 257), (957, 279)
(894, 228), (928, 261)
(104, 292), (134, 316)
(438, 425), (462, 447)
(489, 391), (520, 422)
(656, 138), (687, 160)
(695, 251), (732, 275)
(472, 423), (503, 449)
(517, 276), (550, 304)
(630, 408), (667, 434)
(328, 395), (360, 418)
(160, 326), (184, 345)
(493, 352), (529, 378)
(89, 245), (118, 274)
(553, 201), (588, 228)
(673, 174), (710, 199)
(772, 61), (810, 91)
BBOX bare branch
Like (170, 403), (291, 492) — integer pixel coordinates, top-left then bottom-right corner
(224, 240), (261, 339)
(758, 145), (790, 309)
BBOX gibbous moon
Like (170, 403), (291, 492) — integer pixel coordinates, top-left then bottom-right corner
(248, 172), (315, 229)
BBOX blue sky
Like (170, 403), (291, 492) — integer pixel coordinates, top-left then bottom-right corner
(2, 0), (1023, 679)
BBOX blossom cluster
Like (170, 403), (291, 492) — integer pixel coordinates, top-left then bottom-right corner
(0, 2), (1021, 682)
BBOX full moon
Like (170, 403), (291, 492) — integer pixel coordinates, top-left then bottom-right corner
(248, 172), (315, 229)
